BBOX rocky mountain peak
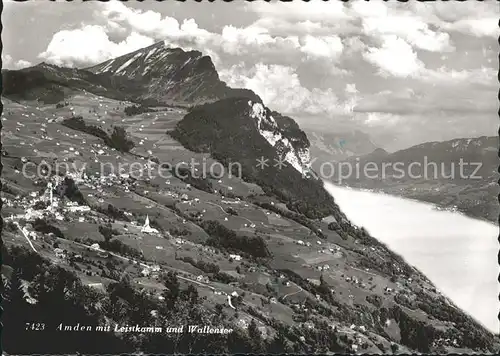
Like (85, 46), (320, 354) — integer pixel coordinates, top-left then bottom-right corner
(86, 41), (258, 105)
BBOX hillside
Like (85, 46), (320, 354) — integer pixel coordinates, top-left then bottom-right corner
(1, 45), (499, 354)
(169, 98), (336, 220)
(332, 136), (498, 223)
(2, 63), (144, 105)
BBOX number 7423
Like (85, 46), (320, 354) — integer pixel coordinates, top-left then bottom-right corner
(25, 322), (45, 331)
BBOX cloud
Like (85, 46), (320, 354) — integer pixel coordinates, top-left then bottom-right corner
(38, 25), (154, 67)
(420, 66), (496, 88)
(423, 1), (500, 38)
(361, 16), (453, 52)
(363, 112), (401, 127)
(99, 1), (192, 40)
(218, 25), (300, 56)
(349, 1), (454, 53)
(442, 18), (499, 38)
(97, 1), (304, 59)
(300, 35), (343, 60)
(249, 0), (351, 24)
(2, 54), (32, 70)
(363, 35), (425, 78)
(345, 83), (358, 94)
(37, 1), (351, 72)
(220, 63), (346, 115)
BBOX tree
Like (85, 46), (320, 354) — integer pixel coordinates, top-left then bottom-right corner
(214, 303), (224, 317)
(268, 330), (291, 353)
(106, 126), (135, 153)
(4, 268), (25, 305)
(162, 271), (180, 308)
(247, 319), (263, 352)
(183, 284), (199, 304)
(99, 224), (115, 243)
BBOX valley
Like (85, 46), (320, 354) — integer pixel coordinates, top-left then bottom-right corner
(1, 42), (499, 354)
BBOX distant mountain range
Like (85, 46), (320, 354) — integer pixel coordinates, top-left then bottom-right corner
(2, 41), (499, 354)
(331, 136), (498, 223)
(305, 129), (380, 165)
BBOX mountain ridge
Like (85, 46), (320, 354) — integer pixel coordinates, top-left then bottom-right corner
(3, 41), (260, 106)
(87, 40), (261, 105)
(333, 135), (498, 222)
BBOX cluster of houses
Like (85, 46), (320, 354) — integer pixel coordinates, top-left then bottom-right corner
(296, 240), (312, 247)
(141, 264), (161, 278)
(196, 275), (210, 283)
(343, 275), (369, 290)
(3, 176), (94, 236)
(316, 264), (331, 272)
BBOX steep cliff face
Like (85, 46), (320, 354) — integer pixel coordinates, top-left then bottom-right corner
(249, 102), (311, 175)
(169, 97), (336, 219)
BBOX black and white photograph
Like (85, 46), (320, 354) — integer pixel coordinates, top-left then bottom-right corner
(1, 0), (499, 354)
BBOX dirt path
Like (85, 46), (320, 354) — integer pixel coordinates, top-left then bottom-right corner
(14, 223), (37, 253)
(282, 285), (304, 300)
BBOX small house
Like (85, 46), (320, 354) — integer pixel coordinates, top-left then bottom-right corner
(54, 248), (65, 259)
(229, 254), (242, 261)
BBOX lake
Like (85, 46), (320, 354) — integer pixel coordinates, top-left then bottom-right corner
(324, 181), (499, 334)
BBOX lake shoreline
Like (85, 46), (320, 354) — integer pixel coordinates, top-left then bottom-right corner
(324, 181), (499, 334)
(330, 181), (499, 226)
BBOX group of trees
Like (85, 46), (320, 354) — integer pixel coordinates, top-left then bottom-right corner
(62, 116), (108, 141)
(32, 218), (65, 239)
(96, 203), (131, 222)
(171, 166), (214, 193)
(178, 256), (220, 274)
(200, 220), (271, 258)
(55, 176), (87, 205)
(55, 101), (69, 109)
(124, 104), (156, 116)
(107, 126), (135, 153)
(98, 224), (120, 243)
(62, 116), (135, 153)
(2, 245), (132, 353)
(255, 201), (325, 238)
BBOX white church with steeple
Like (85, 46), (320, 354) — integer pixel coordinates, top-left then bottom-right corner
(141, 215), (159, 234)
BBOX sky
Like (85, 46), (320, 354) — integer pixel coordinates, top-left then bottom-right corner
(2, 0), (498, 151)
